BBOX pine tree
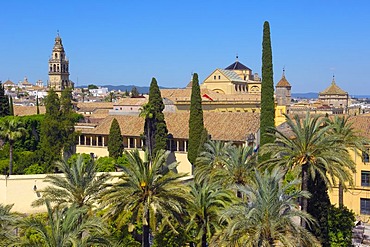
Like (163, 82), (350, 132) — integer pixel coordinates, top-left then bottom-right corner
(0, 82), (10, 117)
(188, 73), (205, 165)
(260, 21), (275, 148)
(108, 118), (123, 159)
(146, 78), (168, 157)
(307, 172), (330, 246)
(8, 96), (13, 116)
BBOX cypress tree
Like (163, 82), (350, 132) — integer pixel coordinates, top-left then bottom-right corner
(39, 88), (63, 169)
(108, 118), (123, 159)
(146, 77), (168, 157)
(307, 172), (330, 246)
(36, 96), (40, 115)
(8, 96), (14, 116)
(260, 21), (275, 148)
(188, 73), (205, 165)
(60, 88), (77, 160)
(0, 82), (10, 117)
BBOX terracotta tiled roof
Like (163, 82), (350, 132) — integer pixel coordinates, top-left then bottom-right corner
(276, 74), (291, 87)
(319, 79), (347, 95)
(161, 88), (260, 103)
(349, 115), (370, 139)
(14, 106), (46, 116)
(79, 112), (260, 142)
(115, 97), (148, 106)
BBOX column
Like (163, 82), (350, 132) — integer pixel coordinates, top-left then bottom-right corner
(84, 135), (87, 146)
(102, 136), (105, 147)
(184, 141), (187, 152)
(128, 138), (131, 148)
(96, 136), (99, 146)
(90, 136), (93, 146)
(176, 141), (179, 152)
(78, 135), (81, 145)
(134, 138), (137, 148)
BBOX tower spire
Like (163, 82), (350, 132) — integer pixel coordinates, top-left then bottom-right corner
(332, 74), (335, 84)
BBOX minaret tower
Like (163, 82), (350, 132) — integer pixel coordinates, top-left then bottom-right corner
(48, 33), (73, 91)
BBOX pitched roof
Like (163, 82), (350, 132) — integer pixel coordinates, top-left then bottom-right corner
(14, 106), (46, 116)
(349, 115), (370, 139)
(218, 69), (246, 83)
(79, 112), (260, 142)
(276, 73), (291, 87)
(3, 80), (15, 86)
(225, 61), (251, 71)
(319, 78), (347, 95)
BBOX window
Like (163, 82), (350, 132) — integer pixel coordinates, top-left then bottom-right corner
(362, 171), (370, 186)
(363, 150), (369, 163)
(218, 75), (221, 79)
(213, 75), (216, 80)
(361, 198), (370, 214)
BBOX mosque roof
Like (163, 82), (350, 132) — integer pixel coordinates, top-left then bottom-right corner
(225, 60), (251, 71)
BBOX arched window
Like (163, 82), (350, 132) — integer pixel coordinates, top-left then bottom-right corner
(235, 85), (238, 91)
(62, 64), (65, 72)
(57, 65), (59, 72)
(55, 53), (58, 59)
(53, 64), (56, 72)
(50, 66), (52, 72)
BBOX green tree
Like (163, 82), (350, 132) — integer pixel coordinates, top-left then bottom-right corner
(0, 117), (26, 175)
(188, 73), (205, 165)
(195, 140), (232, 183)
(218, 167), (320, 246)
(261, 113), (356, 228)
(328, 115), (368, 206)
(39, 88), (63, 169)
(9, 96), (14, 116)
(147, 78), (168, 157)
(60, 88), (77, 160)
(260, 21), (275, 150)
(140, 103), (154, 158)
(18, 202), (110, 247)
(307, 171), (330, 246)
(0, 204), (20, 246)
(32, 154), (111, 209)
(87, 84), (99, 89)
(0, 82), (10, 117)
(187, 180), (234, 247)
(107, 118), (124, 159)
(36, 95), (40, 115)
(131, 87), (140, 98)
(101, 149), (189, 247)
(328, 205), (355, 246)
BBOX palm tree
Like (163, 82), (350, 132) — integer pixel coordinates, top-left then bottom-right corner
(260, 113), (355, 227)
(0, 204), (20, 245)
(196, 141), (256, 197)
(17, 202), (110, 247)
(187, 180), (234, 247)
(32, 154), (111, 209)
(195, 140), (232, 183)
(139, 103), (154, 159)
(100, 149), (189, 247)
(0, 117), (26, 175)
(217, 167), (320, 247)
(328, 115), (368, 206)
(216, 145), (256, 197)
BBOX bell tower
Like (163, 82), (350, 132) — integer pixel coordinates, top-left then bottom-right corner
(48, 33), (73, 91)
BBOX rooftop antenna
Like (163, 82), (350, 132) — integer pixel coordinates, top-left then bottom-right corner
(236, 53), (239, 62)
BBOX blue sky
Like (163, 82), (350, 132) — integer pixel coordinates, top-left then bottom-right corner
(1, 1), (370, 95)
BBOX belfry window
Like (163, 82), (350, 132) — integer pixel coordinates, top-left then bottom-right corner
(53, 64), (56, 72)
(55, 53), (58, 59)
